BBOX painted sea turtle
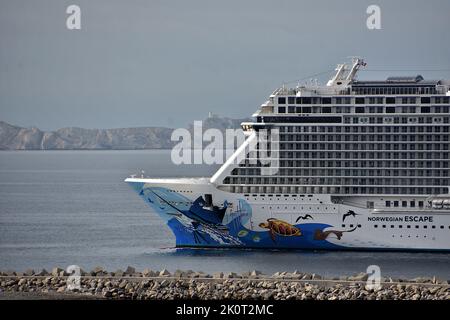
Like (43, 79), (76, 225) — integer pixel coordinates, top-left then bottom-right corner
(259, 218), (302, 242)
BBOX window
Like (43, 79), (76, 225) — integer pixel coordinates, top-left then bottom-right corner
(421, 106), (430, 113)
(302, 107), (312, 113)
(421, 97), (431, 104)
(386, 107), (396, 113)
(302, 97), (311, 104)
(385, 201), (390, 207)
(322, 107), (331, 113)
(288, 106), (295, 113)
(355, 107), (365, 113)
(402, 201), (407, 207)
(355, 98), (365, 104)
(278, 97), (286, 104)
(278, 106), (286, 113)
(322, 98), (331, 104)
(288, 97), (295, 104)
(386, 97), (395, 104)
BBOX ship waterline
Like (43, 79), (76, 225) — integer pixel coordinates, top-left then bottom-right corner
(126, 58), (450, 251)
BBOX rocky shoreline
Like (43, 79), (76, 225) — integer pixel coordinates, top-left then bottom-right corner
(1, 267), (448, 300)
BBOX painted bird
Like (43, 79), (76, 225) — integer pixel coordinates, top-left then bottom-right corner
(342, 210), (359, 222)
(295, 214), (313, 223)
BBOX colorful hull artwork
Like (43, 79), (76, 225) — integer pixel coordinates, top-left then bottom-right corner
(128, 183), (352, 249)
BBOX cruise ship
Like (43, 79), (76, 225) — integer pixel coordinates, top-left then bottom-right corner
(126, 58), (450, 251)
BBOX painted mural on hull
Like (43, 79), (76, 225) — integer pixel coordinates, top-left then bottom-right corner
(128, 184), (357, 249)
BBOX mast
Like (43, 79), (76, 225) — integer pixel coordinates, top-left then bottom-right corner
(345, 57), (367, 82)
(326, 57), (367, 87)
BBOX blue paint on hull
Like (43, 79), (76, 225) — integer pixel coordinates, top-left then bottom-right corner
(128, 183), (346, 250)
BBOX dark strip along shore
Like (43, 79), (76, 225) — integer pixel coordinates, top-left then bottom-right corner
(1, 267), (448, 300)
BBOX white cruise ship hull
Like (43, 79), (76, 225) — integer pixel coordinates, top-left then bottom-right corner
(126, 178), (450, 251)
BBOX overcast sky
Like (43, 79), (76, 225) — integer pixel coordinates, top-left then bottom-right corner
(1, 0), (449, 130)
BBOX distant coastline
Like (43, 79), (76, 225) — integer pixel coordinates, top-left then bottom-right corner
(0, 116), (248, 150)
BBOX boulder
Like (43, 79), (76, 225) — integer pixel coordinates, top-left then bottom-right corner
(312, 273), (322, 280)
(80, 269), (88, 276)
(119, 280), (127, 289)
(125, 266), (136, 275)
(36, 269), (49, 276)
(348, 272), (368, 282)
(159, 269), (171, 277)
(411, 277), (431, 283)
(224, 272), (240, 279)
(302, 274), (312, 280)
(272, 272), (281, 278)
(142, 269), (156, 277)
(250, 270), (262, 277)
(114, 269), (125, 277)
(51, 267), (63, 277)
(174, 270), (185, 278)
(24, 269), (35, 276)
(93, 266), (105, 276)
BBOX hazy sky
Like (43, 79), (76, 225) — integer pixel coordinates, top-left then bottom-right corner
(1, 0), (449, 130)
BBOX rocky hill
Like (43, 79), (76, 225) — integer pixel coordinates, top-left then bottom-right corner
(0, 116), (249, 150)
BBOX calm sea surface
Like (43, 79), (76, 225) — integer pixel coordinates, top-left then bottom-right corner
(0, 150), (449, 279)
